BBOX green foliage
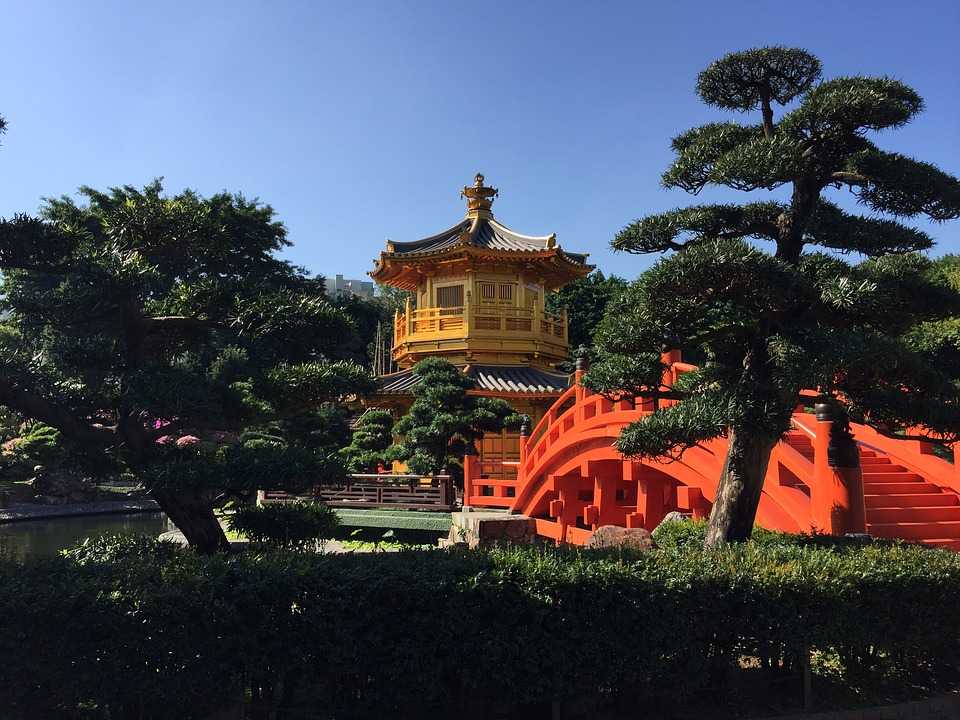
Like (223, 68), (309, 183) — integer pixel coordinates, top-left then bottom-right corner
(0, 180), (373, 551)
(784, 77), (923, 133)
(142, 431), (344, 496)
(3, 535), (960, 718)
(1, 421), (60, 467)
(843, 148), (960, 221)
(390, 358), (520, 475)
(696, 46), (821, 111)
(339, 409), (394, 473)
(227, 502), (340, 550)
(545, 270), (626, 351)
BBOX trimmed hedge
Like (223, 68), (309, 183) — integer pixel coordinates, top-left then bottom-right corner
(228, 501), (340, 549)
(1, 533), (959, 718)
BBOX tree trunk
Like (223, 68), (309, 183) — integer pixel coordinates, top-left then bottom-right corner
(153, 490), (231, 554)
(704, 428), (779, 545)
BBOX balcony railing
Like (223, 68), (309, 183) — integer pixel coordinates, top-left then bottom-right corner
(394, 305), (567, 346)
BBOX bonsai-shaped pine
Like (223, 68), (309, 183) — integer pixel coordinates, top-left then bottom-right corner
(339, 409), (395, 473)
(0, 181), (374, 553)
(587, 47), (960, 545)
(389, 358), (521, 477)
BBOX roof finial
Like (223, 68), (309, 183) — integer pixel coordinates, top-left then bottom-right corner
(461, 172), (498, 218)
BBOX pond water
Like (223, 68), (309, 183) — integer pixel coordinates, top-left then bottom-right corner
(0, 512), (168, 561)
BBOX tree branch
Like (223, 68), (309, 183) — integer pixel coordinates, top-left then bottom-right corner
(831, 171), (869, 187)
(760, 88), (774, 138)
(0, 377), (114, 445)
(142, 316), (217, 333)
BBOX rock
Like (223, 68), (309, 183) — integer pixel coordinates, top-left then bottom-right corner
(585, 525), (655, 551)
(654, 511), (686, 532)
(31, 468), (97, 502)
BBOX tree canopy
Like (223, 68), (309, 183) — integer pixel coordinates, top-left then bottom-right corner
(340, 409), (394, 474)
(588, 47), (960, 545)
(0, 180), (373, 552)
(546, 271), (627, 353)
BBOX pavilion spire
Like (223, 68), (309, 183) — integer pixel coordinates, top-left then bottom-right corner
(461, 173), (498, 218)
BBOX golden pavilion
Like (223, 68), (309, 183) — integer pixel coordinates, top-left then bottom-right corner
(369, 174), (592, 477)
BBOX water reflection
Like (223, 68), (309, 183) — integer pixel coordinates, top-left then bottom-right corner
(0, 513), (168, 561)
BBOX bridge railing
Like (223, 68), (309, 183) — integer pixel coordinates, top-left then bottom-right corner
(462, 458), (519, 509)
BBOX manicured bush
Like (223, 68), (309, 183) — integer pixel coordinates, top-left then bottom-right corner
(0, 534), (958, 718)
(227, 501), (340, 550)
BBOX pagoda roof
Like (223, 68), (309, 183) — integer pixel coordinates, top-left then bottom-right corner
(383, 216), (589, 265)
(370, 174), (592, 290)
(376, 364), (570, 397)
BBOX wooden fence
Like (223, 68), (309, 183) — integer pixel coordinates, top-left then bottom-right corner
(259, 473), (456, 511)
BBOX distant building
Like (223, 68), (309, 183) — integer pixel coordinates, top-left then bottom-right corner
(326, 274), (375, 299)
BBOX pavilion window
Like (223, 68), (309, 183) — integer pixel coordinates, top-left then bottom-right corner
(436, 284), (464, 312)
(478, 281), (515, 306)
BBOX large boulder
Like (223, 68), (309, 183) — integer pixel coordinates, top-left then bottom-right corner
(585, 525), (655, 551)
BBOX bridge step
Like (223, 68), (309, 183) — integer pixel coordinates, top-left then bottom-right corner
(924, 539), (960, 551)
(861, 471), (923, 482)
(864, 493), (959, 508)
(868, 506), (960, 523)
(868, 521), (960, 540)
(862, 464), (908, 474)
(860, 457), (893, 466)
(863, 481), (939, 494)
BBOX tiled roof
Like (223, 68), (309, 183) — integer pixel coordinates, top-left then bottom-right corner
(376, 365), (570, 396)
(378, 369), (423, 394)
(385, 216), (588, 266)
(471, 365), (569, 394)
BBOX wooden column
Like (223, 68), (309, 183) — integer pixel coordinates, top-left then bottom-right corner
(462, 443), (476, 510)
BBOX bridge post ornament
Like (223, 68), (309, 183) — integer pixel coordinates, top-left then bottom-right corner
(574, 345), (591, 372)
(815, 398), (860, 469)
(519, 415), (531, 438)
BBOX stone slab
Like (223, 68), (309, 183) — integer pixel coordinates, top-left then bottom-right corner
(448, 510), (535, 548)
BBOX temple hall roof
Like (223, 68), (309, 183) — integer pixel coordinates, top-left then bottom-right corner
(376, 364), (570, 397)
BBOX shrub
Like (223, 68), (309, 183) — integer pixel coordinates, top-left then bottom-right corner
(227, 501), (340, 550)
(0, 534), (959, 718)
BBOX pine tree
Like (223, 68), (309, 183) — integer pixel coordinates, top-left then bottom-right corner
(587, 48), (960, 544)
(340, 409), (394, 474)
(390, 358), (520, 476)
(0, 181), (373, 552)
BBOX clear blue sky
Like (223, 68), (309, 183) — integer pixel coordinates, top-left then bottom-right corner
(2, 0), (958, 282)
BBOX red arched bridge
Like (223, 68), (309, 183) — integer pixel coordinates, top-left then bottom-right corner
(463, 353), (960, 549)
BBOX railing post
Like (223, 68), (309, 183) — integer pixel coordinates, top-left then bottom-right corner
(811, 399), (865, 535)
(954, 443), (960, 486)
(519, 415), (531, 475)
(660, 350), (681, 407)
(462, 443), (476, 511)
(574, 346), (589, 403)
(405, 296), (413, 336)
